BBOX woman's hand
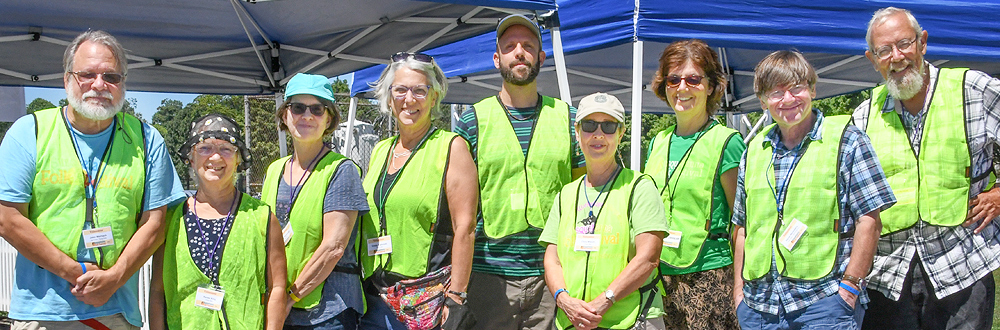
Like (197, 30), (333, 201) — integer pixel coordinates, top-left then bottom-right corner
(557, 294), (602, 330)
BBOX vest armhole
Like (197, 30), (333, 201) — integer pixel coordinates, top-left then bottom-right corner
(31, 112), (39, 138)
(835, 123), (850, 231)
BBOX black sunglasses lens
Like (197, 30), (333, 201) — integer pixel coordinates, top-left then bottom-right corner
(580, 121), (598, 133)
(391, 52), (433, 63)
(391, 52), (407, 62)
(308, 105), (326, 116)
(288, 103), (326, 116)
(600, 122), (619, 134)
(289, 103), (306, 115)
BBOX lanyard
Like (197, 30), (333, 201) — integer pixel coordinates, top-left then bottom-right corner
(663, 121), (713, 214)
(62, 109), (116, 226)
(281, 148), (327, 225)
(191, 194), (239, 281)
(373, 128), (436, 235)
(581, 166), (622, 234)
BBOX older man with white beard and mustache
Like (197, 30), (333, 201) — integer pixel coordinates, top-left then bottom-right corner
(453, 14), (586, 330)
(0, 30), (185, 330)
(851, 7), (1000, 330)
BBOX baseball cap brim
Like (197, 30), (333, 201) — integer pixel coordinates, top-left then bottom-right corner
(496, 14), (542, 47)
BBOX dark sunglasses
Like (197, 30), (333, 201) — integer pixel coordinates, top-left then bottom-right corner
(391, 52), (434, 63)
(665, 75), (703, 88)
(579, 120), (621, 134)
(69, 71), (125, 85)
(287, 102), (327, 116)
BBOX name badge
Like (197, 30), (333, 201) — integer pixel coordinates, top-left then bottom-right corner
(367, 235), (392, 256)
(663, 230), (682, 249)
(574, 233), (601, 252)
(281, 223), (294, 246)
(82, 226), (114, 249)
(195, 285), (225, 311)
(778, 218), (808, 251)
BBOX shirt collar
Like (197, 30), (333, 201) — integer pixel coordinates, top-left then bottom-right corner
(762, 108), (825, 151)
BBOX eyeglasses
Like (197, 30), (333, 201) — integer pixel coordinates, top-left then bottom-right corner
(872, 37), (917, 60)
(195, 143), (238, 158)
(765, 84), (810, 101)
(390, 85), (431, 100)
(665, 75), (704, 88)
(287, 102), (328, 116)
(579, 120), (621, 134)
(69, 71), (125, 85)
(391, 52), (434, 63)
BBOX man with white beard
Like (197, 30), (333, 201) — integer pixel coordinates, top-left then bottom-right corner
(0, 30), (185, 330)
(851, 7), (1000, 330)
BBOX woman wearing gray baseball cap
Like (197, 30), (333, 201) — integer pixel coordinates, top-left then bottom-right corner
(540, 92), (668, 330)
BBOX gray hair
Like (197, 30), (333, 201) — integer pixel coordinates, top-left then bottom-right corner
(63, 30), (129, 79)
(372, 57), (448, 115)
(866, 7), (923, 51)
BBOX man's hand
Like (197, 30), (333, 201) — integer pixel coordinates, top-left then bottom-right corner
(837, 283), (858, 309)
(966, 187), (1000, 234)
(72, 267), (125, 306)
(733, 290), (744, 310)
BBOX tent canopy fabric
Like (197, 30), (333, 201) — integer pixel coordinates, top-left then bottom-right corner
(350, 0), (1000, 114)
(0, 0), (555, 95)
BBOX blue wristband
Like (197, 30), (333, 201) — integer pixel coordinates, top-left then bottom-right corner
(839, 282), (859, 295)
(80, 262), (87, 275)
(553, 288), (567, 300)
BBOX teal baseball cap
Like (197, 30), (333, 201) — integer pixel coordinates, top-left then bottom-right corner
(284, 73), (334, 102)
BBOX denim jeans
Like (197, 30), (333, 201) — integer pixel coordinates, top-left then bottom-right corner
(736, 293), (865, 330)
(357, 291), (412, 330)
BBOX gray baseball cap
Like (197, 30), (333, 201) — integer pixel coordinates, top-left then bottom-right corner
(496, 14), (542, 47)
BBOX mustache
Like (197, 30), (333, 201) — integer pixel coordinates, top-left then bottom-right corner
(509, 61), (532, 69)
(82, 90), (114, 100)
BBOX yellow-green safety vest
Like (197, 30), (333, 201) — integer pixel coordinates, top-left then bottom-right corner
(645, 123), (738, 269)
(865, 68), (974, 234)
(474, 95), (572, 238)
(30, 107), (146, 268)
(742, 115), (850, 281)
(554, 169), (658, 330)
(162, 194), (271, 330)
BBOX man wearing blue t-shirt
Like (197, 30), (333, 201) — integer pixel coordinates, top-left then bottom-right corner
(0, 30), (185, 330)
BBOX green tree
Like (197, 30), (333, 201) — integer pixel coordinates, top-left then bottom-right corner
(813, 89), (871, 117)
(27, 98), (56, 113)
(618, 113), (676, 169)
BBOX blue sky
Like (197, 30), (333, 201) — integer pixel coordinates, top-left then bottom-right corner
(24, 86), (198, 120)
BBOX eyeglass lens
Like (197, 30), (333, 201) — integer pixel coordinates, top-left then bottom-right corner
(580, 120), (620, 134)
(767, 85), (809, 101)
(390, 85), (430, 100)
(391, 52), (434, 63)
(288, 103), (327, 116)
(71, 71), (124, 84)
(665, 75), (703, 88)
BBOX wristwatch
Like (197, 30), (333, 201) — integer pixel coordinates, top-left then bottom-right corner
(603, 289), (616, 304)
(842, 274), (867, 289)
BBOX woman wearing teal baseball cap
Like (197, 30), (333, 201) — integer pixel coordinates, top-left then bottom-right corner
(260, 73), (370, 329)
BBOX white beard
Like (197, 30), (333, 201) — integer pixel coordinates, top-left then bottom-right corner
(886, 61), (925, 100)
(68, 90), (122, 121)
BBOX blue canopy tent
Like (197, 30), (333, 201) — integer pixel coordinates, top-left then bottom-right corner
(349, 0), (1000, 167)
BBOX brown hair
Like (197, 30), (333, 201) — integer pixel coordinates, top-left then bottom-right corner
(753, 50), (817, 99)
(276, 96), (340, 135)
(650, 39), (727, 115)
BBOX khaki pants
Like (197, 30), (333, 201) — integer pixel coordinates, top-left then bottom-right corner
(466, 272), (557, 330)
(12, 314), (138, 330)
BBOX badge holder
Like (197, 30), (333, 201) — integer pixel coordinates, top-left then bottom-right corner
(195, 284), (226, 311)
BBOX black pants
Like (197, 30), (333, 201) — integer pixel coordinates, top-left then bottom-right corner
(863, 256), (995, 330)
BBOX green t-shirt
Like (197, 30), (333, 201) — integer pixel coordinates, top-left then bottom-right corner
(539, 178), (668, 318)
(651, 127), (746, 275)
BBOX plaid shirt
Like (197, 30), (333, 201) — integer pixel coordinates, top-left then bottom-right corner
(852, 63), (1000, 300)
(732, 110), (896, 314)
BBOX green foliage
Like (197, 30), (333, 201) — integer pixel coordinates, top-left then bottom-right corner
(618, 113), (676, 169)
(27, 98), (56, 113)
(813, 89), (872, 117)
(152, 95), (245, 189)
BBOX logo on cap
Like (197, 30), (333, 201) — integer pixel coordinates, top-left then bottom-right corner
(595, 94), (608, 103)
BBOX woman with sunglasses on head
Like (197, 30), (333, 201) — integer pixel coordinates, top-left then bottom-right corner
(260, 73), (370, 330)
(149, 113), (288, 330)
(644, 39), (745, 330)
(357, 52), (477, 330)
(541, 92), (668, 330)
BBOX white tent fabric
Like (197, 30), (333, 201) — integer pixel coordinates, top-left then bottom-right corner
(0, 0), (555, 94)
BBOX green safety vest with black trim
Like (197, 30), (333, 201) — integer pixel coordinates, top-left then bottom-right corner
(30, 107), (146, 268)
(162, 194), (270, 330)
(865, 68), (974, 234)
(554, 169), (658, 330)
(261, 151), (356, 309)
(742, 115), (850, 281)
(645, 122), (738, 269)
(474, 95), (572, 238)
(360, 129), (457, 279)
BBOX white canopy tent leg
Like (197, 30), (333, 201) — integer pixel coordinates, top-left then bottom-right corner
(276, 93), (288, 157)
(551, 25), (572, 105)
(345, 97), (359, 160)
(630, 40), (643, 171)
